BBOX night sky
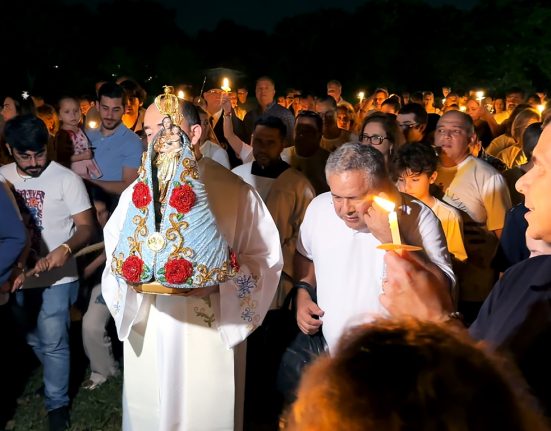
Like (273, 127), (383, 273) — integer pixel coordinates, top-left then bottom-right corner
(62, 0), (479, 34)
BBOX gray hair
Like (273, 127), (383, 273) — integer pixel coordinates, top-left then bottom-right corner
(325, 142), (388, 189)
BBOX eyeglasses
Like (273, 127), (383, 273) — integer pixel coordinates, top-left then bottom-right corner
(359, 134), (388, 145)
(398, 122), (419, 129)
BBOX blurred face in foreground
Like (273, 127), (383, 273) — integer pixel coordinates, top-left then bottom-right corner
(516, 125), (551, 243)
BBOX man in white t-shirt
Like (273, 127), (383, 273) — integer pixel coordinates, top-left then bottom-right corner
(0, 115), (94, 431)
(295, 143), (455, 352)
(434, 111), (511, 320)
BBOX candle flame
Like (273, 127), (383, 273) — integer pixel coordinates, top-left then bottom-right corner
(459, 105), (467, 112)
(177, 90), (185, 100)
(538, 104), (545, 114)
(88, 120), (98, 129)
(476, 90), (484, 99)
(357, 91), (365, 100)
(221, 77), (231, 92)
(373, 196), (395, 212)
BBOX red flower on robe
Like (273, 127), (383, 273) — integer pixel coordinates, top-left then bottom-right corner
(132, 182), (152, 209)
(230, 250), (240, 273)
(122, 255), (144, 283)
(165, 258), (194, 284)
(169, 184), (196, 214)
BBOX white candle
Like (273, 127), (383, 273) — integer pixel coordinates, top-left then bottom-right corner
(373, 196), (401, 245)
(357, 91), (365, 104)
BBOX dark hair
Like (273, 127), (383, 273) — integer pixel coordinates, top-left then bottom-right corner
(522, 122), (543, 161)
(398, 103), (428, 125)
(4, 114), (49, 152)
(256, 76), (275, 87)
(410, 91), (424, 104)
(79, 94), (96, 103)
(180, 100), (200, 127)
(382, 97), (401, 113)
(119, 78), (147, 103)
(97, 82), (128, 105)
(287, 319), (549, 431)
(316, 96), (337, 110)
(506, 87), (525, 98)
(361, 112), (404, 149)
(390, 142), (439, 181)
(3, 92), (36, 116)
(297, 110), (323, 132)
(254, 115), (287, 140)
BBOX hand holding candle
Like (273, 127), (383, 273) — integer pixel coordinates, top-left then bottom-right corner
(373, 196), (401, 245)
(372, 195), (422, 253)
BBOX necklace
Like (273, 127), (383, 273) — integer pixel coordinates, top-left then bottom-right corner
(15, 169), (32, 182)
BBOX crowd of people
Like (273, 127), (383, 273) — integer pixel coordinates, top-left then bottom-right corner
(0, 74), (550, 431)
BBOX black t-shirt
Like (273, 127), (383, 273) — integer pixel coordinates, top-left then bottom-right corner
(470, 254), (551, 415)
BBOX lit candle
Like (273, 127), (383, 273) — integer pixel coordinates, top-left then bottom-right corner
(221, 78), (231, 93)
(357, 91), (365, 104)
(177, 90), (185, 100)
(476, 90), (485, 108)
(459, 105), (467, 112)
(537, 104), (546, 115)
(373, 196), (401, 245)
(88, 120), (98, 129)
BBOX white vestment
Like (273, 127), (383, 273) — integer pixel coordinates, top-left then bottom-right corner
(102, 157), (283, 430)
(232, 162), (316, 306)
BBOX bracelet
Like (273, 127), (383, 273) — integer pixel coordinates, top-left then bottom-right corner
(60, 243), (72, 255)
(223, 113), (232, 118)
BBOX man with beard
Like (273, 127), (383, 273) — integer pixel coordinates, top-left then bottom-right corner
(0, 114), (94, 431)
(87, 82), (143, 198)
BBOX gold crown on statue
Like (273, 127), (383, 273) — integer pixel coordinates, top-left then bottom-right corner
(154, 85), (183, 125)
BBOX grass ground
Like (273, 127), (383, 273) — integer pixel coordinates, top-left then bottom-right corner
(0, 303), (123, 431)
(5, 369), (122, 431)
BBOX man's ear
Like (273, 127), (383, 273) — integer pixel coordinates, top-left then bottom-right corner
(189, 124), (202, 147)
(429, 171), (438, 184)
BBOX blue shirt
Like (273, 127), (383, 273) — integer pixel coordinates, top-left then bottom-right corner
(0, 185), (26, 285)
(86, 124), (143, 181)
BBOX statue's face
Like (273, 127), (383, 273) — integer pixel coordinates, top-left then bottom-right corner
(159, 136), (182, 154)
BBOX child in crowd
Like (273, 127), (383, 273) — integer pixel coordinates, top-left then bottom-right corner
(57, 97), (102, 179)
(391, 142), (468, 263)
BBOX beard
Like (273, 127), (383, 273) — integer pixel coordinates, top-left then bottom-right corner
(15, 160), (49, 178)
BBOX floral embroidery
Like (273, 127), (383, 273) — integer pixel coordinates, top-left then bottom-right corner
(241, 307), (255, 322)
(121, 255), (144, 283)
(132, 182), (151, 209)
(194, 306), (216, 327)
(236, 274), (255, 298)
(169, 184), (196, 214)
(230, 250), (240, 272)
(164, 258), (193, 284)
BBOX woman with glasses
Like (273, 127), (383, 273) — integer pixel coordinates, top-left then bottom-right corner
(358, 112), (404, 167)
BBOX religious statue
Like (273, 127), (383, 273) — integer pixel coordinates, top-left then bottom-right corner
(110, 86), (237, 293)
